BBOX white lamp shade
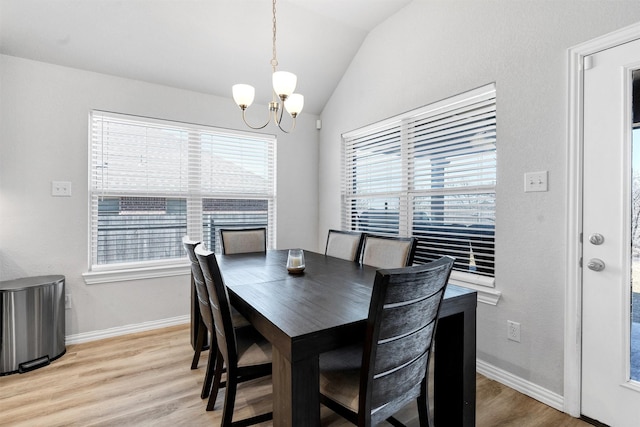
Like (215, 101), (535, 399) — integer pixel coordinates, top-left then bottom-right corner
(284, 93), (304, 116)
(272, 71), (297, 97)
(232, 84), (255, 107)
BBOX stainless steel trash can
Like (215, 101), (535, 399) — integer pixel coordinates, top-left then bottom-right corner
(0, 275), (66, 375)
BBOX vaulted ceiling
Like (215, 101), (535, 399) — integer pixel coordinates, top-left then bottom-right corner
(0, 0), (412, 115)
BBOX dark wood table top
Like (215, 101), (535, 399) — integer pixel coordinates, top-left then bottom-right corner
(219, 249), (475, 360)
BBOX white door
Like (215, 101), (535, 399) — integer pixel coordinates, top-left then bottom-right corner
(582, 38), (640, 426)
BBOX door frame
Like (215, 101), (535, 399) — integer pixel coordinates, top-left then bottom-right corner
(565, 21), (640, 417)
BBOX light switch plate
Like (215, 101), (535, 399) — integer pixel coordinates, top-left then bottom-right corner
(524, 171), (548, 192)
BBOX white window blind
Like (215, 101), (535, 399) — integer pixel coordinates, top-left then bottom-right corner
(343, 84), (496, 279)
(89, 111), (276, 271)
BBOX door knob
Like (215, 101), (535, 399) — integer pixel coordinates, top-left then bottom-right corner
(588, 233), (604, 245)
(587, 258), (605, 272)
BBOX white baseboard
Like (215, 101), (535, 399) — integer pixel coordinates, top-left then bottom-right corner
(477, 359), (565, 412)
(65, 315), (190, 345)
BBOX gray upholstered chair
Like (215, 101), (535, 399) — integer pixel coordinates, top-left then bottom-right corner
(319, 256), (454, 427)
(325, 229), (366, 262)
(195, 245), (273, 425)
(220, 228), (267, 254)
(218, 227), (265, 350)
(360, 235), (418, 269)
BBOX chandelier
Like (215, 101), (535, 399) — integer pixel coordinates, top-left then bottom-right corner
(232, 0), (304, 133)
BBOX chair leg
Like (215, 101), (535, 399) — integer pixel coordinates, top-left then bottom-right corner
(201, 336), (216, 399)
(207, 350), (225, 411)
(221, 368), (238, 427)
(417, 376), (432, 427)
(191, 319), (207, 369)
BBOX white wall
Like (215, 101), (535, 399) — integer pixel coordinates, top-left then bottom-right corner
(318, 0), (640, 397)
(0, 55), (319, 336)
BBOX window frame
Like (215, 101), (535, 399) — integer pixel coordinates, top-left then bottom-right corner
(83, 111), (276, 284)
(341, 84), (500, 304)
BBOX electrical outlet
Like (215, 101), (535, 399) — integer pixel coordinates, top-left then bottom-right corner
(52, 181), (72, 197)
(65, 294), (72, 310)
(507, 320), (521, 342)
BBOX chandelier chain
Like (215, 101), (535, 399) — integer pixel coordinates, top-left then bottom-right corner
(271, 0), (278, 71)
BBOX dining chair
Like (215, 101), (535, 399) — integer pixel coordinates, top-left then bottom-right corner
(319, 256), (454, 427)
(220, 227), (267, 254)
(360, 235), (418, 269)
(218, 228), (264, 352)
(183, 238), (252, 398)
(325, 229), (366, 262)
(195, 245), (273, 426)
(183, 237), (215, 376)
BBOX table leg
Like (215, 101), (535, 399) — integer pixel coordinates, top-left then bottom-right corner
(434, 305), (477, 427)
(272, 346), (321, 427)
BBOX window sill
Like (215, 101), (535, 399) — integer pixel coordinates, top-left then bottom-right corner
(83, 262), (190, 285)
(81, 261), (502, 305)
(449, 270), (502, 305)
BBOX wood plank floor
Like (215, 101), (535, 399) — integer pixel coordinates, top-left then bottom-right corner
(0, 324), (590, 427)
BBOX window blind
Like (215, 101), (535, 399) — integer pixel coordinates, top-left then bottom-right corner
(90, 111), (276, 270)
(343, 84), (496, 279)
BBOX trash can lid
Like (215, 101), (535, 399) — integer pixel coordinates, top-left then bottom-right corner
(0, 275), (65, 291)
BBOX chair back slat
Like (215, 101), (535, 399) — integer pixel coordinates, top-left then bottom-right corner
(374, 321), (435, 376)
(378, 290), (444, 342)
(195, 245), (238, 367)
(361, 256), (454, 423)
(182, 237), (213, 332)
(220, 228), (267, 254)
(370, 350), (428, 413)
(383, 266), (449, 303)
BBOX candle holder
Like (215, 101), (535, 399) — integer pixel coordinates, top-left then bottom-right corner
(286, 249), (305, 274)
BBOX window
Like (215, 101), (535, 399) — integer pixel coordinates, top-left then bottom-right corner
(342, 84), (496, 287)
(87, 111), (275, 278)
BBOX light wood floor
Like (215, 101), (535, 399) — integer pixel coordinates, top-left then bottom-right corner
(0, 324), (590, 427)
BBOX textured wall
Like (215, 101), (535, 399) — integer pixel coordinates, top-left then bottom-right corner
(0, 55), (320, 335)
(318, 0), (640, 396)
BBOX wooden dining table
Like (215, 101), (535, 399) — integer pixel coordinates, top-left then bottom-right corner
(216, 249), (477, 427)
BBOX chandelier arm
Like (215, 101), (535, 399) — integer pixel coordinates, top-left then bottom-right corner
(240, 108), (272, 130)
(276, 114), (296, 134)
(272, 93), (296, 133)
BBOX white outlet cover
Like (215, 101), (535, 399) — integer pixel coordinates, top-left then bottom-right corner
(51, 181), (72, 197)
(507, 320), (521, 342)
